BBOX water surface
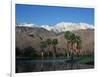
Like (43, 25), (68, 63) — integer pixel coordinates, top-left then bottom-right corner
(16, 58), (94, 73)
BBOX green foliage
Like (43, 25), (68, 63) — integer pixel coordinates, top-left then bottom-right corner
(64, 31), (74, 41)
(23, 46), (37, 57)
(52, 39), (58, 45)
(39, 38), (59, 58)
(64, 31), (82, 60)
(16, 46), (42, 59)
(46, 39), (52, 45)
(75, 36), (82, 49)
(78, 55), (94, 64)
(45, 38), (58, 46)
(64, 31), (81, 43)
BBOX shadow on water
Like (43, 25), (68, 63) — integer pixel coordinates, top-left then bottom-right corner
(16, 58), (94, 73)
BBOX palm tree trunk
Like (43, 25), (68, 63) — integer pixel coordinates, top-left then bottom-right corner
(41, 48), (44, 59)
(53, 45), (56, 58)
(67, 41), (70, 59)
(48, 45), (50, 56)
(71, 42), (74, 61)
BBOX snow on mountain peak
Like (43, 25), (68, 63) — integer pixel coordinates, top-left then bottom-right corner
(16, 22), (94, 33)
(51, 22), (94, 33)
(16, 23), (37, 27)
(41, 25), (53, 31)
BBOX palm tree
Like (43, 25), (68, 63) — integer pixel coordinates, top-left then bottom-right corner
(46, 39), (52, 56)
(40, 41), (47, 58)
(52, 39), (58, 58)
(64, 31), (82, 68)
(64, 31), (75, 59)
(74, 35), (82, 57)
(69, 34), (82, 57)
(71, 35), (82, 68)
(70, 33), (76, 60)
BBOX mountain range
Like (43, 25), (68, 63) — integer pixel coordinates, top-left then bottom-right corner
(16, 22), (94, 33)
(16, 22), (94, 55)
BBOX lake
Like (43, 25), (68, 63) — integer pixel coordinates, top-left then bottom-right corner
(16, 58), (94, 73)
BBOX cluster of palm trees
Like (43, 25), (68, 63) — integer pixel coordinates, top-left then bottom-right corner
(64, 31), (82, 59)
(40, 31), (82, 60)
(40, 38), (58, 58)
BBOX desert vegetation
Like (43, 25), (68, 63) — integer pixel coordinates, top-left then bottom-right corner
(16, 26), (94, 73)
(16, 30), (94, 64)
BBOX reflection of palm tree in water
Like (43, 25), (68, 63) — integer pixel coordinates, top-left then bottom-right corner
(53, 57), (56, 70)
(40, 41), (46, 71)
(40, 55), (44, 71)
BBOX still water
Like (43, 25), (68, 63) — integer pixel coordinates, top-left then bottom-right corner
(16, 58), (94, 73)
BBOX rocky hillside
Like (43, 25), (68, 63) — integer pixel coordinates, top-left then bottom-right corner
(53, 29), (94, 55)
(16, 26), (94, 55)
(16, 26), (56, 50)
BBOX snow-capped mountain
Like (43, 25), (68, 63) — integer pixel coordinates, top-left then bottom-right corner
(16, 23), (37, 27)
(41, 22), (94, 33)
(16, 22), (94, 33)
(41, 25), (53, 31)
